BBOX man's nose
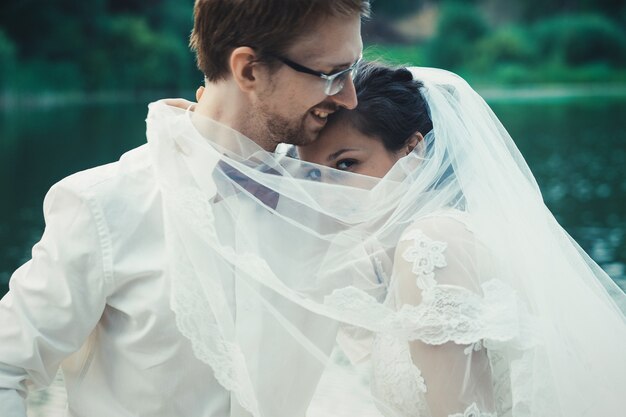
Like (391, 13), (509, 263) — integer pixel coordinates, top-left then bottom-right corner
(330, 77), (358, 110)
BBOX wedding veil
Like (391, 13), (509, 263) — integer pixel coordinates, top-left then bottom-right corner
(146, 67), (626, 417)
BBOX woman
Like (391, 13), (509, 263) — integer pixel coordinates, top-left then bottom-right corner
(299, 63), (497, 417)
(295, 62), (626, 417)
(298, 63), (432, 178)
(155, 63), (626, 417)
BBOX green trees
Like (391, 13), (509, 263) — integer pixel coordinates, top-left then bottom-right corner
(0, 30), (15, 91)
(1, 0), (626, 92)
(426, 2), (489, 68)
(416, 1), (626, 83)
(372, 0), (425, 18)
(516, 0), (626, 23)
(0, 0), (196, 94)
(97, 17), (191, 90)
(532, 14), (626, 67)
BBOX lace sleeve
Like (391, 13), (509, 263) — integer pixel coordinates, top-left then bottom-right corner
(389, 214), (497, 417)
(393, 214), (483, 304)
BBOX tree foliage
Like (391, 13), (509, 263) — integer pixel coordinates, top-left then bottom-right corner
(371, 0), (426, 18)
(426, 2), (489, 69)
(516, 0), (626, 22)
(0, 0), (195, 93)
(0, 0), (625, 92)
(532, 14), (626, 66)
(0, 29), (16, 89)
(415, 1), (626, 83)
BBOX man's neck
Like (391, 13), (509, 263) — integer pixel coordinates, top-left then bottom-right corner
(194, 82), (276, 152)
(194, 82), (241, 127)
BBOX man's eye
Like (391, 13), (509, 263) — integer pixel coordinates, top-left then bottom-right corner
(336, 159), (357, 170)
(306, 168), (322, 181)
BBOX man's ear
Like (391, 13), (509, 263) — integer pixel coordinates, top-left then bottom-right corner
(229, 46), (259, 93)
(405, 132), (424, 155)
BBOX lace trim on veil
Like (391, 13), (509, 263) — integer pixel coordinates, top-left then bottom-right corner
(165, 187), (261, 416)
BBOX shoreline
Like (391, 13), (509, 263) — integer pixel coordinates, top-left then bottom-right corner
(0, 90), (194, 110)
(2, 84), (626, 109)
(478, 84), (626, 102)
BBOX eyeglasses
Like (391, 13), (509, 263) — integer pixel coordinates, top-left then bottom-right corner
(269, 54), (361, 96)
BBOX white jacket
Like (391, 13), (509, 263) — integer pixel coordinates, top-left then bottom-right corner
(0, 144), (231, 417)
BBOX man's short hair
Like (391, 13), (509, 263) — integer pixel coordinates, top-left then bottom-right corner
(190, 0), (370, 82)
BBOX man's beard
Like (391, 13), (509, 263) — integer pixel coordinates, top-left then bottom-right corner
(255, 103), (319, 147)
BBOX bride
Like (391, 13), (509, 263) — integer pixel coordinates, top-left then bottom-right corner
(155, 62), (626, 417)
(295, 61), (626, 416)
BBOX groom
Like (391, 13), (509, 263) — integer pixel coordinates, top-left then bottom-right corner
(0, 1), (368, 416)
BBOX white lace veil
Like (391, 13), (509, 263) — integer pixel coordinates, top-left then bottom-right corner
(146, 67), (626, 417)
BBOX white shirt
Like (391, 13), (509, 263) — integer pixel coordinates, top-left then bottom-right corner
(0, 144), (233, 417)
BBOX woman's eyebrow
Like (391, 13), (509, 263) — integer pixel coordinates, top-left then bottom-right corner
(328, 148), (358, 161)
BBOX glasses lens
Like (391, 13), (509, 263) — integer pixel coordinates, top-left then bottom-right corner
(326, 59), (360, 96)
(351, 62), (359, 80)
(328, 76), (346, 95)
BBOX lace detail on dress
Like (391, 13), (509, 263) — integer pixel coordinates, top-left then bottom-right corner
(394, 280), (519, 345)
(371, 334), (429, 417)
(401, 228), (448, 291)
(448, 402), (497, 417)
(324, 279), (520, 346)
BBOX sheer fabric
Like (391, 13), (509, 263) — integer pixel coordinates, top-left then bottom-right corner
(146, 67), (626, 417)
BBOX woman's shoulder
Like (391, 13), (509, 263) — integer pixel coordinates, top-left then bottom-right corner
(392, 209), (483, 299)
(400, 208), (474, 244)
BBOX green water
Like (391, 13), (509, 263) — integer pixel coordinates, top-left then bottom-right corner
(1, 94), (626, 295)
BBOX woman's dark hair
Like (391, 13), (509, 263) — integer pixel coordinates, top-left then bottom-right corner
(335, 61), (433, 152)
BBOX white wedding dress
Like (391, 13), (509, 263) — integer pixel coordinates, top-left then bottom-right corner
(147, 66), (626, 417)
(369, 211), (513, 417)
(327, 210), (531, 417)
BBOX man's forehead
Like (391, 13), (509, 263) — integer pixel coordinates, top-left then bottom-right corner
(292, 38), (362, 69)
(310, 52), (361, 72)
(287, 15), (363, 68)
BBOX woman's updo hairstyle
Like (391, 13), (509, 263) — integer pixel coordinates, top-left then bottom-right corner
(336, 61), (433, 152)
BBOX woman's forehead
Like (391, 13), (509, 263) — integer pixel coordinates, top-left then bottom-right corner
(300, 120), (380, 159)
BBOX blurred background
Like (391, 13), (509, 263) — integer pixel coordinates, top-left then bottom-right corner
(2, 0), (626, 305)
(1, 1), (626, 415)
(0, 0), (626, 295)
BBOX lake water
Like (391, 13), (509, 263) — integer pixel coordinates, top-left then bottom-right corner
(1, 91), (625, 414)
(2, 92), (626, 296)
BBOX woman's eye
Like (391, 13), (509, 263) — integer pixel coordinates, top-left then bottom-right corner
(336, 159), (357, 170)
(306, 168), (322, 181)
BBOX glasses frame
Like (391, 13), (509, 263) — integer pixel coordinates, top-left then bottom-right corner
(268, 54), (361, 96)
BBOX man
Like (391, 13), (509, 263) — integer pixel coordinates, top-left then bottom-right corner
(0, 1), (368, 416)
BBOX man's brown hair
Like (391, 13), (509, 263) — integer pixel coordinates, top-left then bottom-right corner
(190, 0), (370, 82)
